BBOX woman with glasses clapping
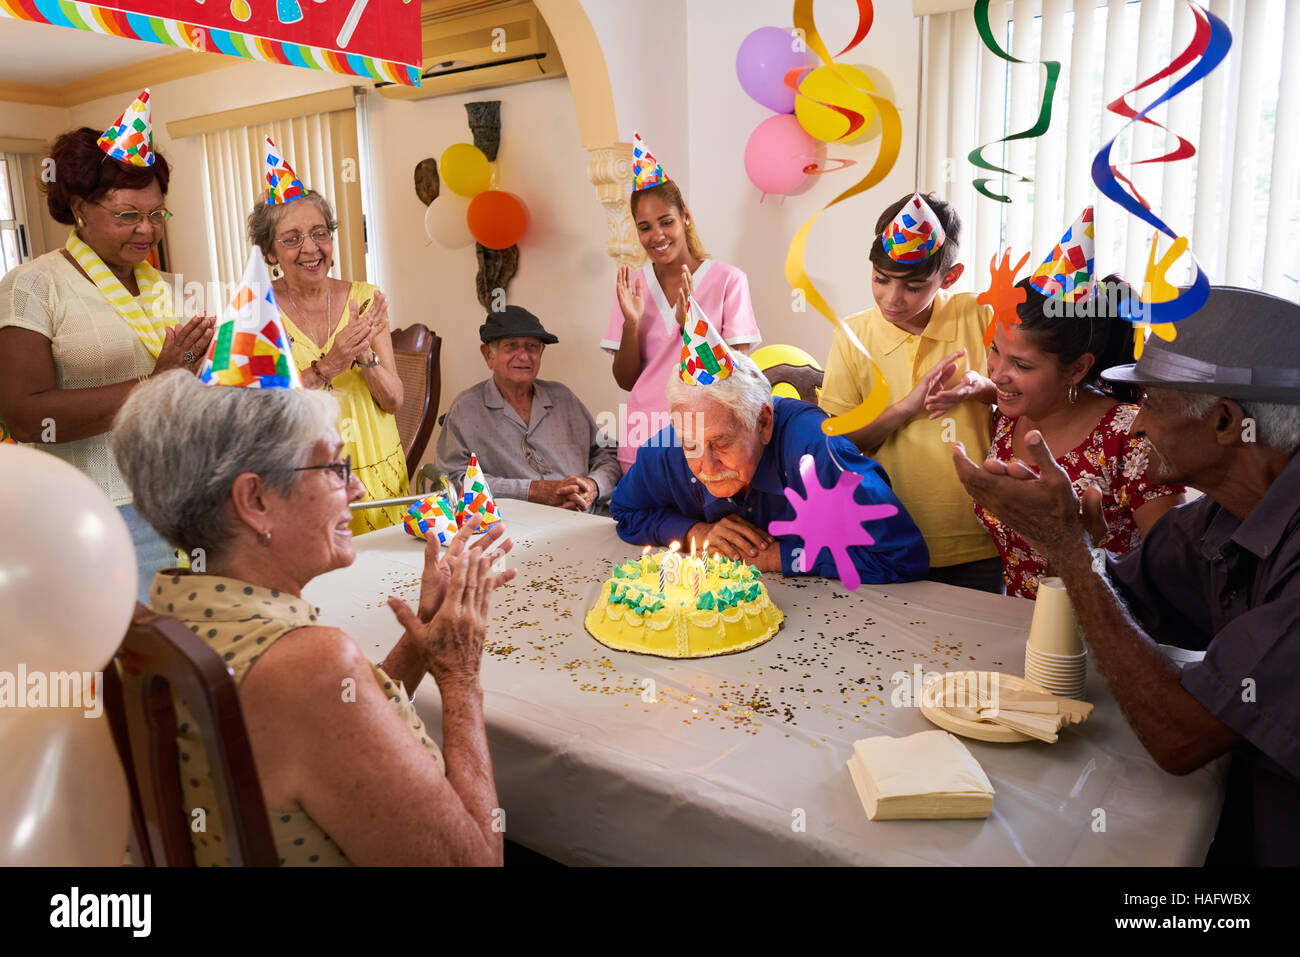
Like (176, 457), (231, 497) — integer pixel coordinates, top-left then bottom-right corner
(0, 94), (216, 601)
(247, 143), (408, 534)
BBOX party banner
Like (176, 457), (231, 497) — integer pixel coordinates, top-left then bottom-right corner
(0, 0), (422, 86)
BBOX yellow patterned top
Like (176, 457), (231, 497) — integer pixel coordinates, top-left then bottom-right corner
(150, 570), (444, 866)
(281, 280), (409, 535)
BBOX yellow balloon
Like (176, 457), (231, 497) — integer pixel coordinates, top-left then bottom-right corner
(751, 343), (824, 372)
(795, 64), (878, 144)
(440, 143), (492, 198)
(771, 382), (802, 401)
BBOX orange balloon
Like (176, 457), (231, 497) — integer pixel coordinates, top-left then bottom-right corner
(467, 190), (527, 249)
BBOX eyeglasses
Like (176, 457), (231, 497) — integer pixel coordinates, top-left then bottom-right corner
(90, 200), (172, 226)
(291, 454), (352, 485)
(277, 227), (334, 249)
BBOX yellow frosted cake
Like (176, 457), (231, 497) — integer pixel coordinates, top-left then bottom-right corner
(585, 550), (783, 658)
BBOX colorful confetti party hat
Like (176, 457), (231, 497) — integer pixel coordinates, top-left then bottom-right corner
(460, 453), (502, 532)
(198, 249), (303, 389)
(1030, 207), (1095, 302)
(403, 495), (460, 545)
(881, 193), (946, 264)
(631, 131), (668, 192)
(97, 89), (154, 167)
(679, 297), (735, 386)
(264, 136), (307, 205)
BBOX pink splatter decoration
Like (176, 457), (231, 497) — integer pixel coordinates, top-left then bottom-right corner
(768, 454), (898, 591)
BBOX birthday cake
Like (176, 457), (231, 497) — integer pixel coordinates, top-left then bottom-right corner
(585, 549), (783, 658)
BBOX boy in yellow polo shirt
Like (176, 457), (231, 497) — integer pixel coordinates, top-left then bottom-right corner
(819, 192), (1001, 592)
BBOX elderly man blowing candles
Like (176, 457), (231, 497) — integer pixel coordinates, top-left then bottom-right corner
(611, 307), (927, 582)
(437, 306), (622, 512)
(952, 288), (1300, 866)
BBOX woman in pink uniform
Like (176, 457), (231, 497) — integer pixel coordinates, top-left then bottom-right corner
(601, 136), (761, 472)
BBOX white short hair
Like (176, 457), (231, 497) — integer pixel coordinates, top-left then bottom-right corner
(666, 349), (773, 430)
(1176, 391), (1300, 454)
(112, 370), (339, 555)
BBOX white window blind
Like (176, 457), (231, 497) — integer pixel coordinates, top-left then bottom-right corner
(200, 107), (364, 286)
(918, 0), (1299, 303)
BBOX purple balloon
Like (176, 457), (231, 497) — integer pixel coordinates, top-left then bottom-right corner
(736, 26), (809, 114)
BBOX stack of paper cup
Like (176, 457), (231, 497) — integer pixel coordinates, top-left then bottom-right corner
(1024, 577), (1087, 698)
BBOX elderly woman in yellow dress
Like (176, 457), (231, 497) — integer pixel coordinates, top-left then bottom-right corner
(246, 145), (407, 533)
(112, 370), (513, 865)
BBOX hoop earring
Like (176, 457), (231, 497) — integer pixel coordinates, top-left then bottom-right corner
(1068, 383), (1078, 405)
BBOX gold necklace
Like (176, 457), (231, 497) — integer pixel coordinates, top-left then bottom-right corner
(287, 284), (333, 349)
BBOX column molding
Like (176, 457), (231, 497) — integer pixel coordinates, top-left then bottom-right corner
(586, 142), (645, 267)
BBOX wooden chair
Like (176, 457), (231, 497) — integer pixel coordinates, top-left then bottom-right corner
(762, 363), (825, 404)
(390, 324), (443, 480)
(105, 604), (278, 866)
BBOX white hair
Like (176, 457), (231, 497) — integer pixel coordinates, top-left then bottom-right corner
(1176, 391), (1300, 454)
(666, 349), (773, 430)
(111, 370), (339, 555)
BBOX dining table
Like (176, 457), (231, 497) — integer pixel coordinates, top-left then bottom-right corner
(304, 499), (1227, 866)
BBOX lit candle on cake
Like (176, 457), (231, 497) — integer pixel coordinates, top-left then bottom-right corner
(661, 541), (683, 590)
(640, 545), (652, 576)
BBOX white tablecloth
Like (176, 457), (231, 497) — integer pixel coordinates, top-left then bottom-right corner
(304, 500), (1227, 865)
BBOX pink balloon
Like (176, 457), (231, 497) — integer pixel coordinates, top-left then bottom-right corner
(743, 114), (817, 195)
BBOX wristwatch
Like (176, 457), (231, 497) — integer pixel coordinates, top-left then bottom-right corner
(355, 351), (381, 369)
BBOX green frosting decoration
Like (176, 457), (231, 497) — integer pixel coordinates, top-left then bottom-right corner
(696, 592), (716, 611)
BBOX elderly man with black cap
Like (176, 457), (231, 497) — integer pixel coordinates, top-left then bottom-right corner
(952, 287), (1300, 865)
(436, 306), (621, 512)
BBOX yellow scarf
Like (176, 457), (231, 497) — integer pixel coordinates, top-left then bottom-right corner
(65, 230), (174, 358)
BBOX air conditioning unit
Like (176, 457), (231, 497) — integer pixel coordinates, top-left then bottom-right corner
(376, 0), (565, 100)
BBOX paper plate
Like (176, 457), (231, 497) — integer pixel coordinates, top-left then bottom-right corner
(919, 671), (1053, 744)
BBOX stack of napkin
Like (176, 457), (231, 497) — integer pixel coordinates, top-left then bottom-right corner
(847, 730), (995, 821)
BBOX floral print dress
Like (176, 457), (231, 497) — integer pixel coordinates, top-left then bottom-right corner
(974, 403), (1184, 599)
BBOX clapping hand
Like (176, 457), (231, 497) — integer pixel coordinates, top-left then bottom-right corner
(672, 263), (694, 328)
(616, 265), (645, 325)
(154, 314), (216, 375)
(924, 369), (996, 419)
(322, 302), (375, 375)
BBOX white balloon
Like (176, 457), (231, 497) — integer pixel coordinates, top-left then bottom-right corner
(424, 196), (474, 249)
(0, 709), (131, 865)
(0, 445), (137, 675)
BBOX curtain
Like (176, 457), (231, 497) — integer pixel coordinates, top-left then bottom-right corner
(918, 0), (1299, 302)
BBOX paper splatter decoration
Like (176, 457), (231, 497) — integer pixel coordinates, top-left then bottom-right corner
(265, 137), (307, 205)
(881, 193), (946, 264)
(786, 0), (898, 438)
(968, 0), (1060, 203)
(1132, 232), (1182, 359)
(0, 418), (15, 444)
(1030, 208), (1095, 302)
(980, 248), (1031, 345)
(768, 453), (899, 591)
(97, 89), (154, 167)
(198, 249), (302, 389)
(679, 297), (735, 385)
(631, 132), (667, 192)
(1091, 0), (1228, 325)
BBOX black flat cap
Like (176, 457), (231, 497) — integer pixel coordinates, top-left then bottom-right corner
(479, 305), (558, 344)
(1102, 287), (1300, 404)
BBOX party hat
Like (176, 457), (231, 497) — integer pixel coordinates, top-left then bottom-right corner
(631, 131), (667, 191)
(1030, 207), (1095, 302)
(881, 193), (946, 264)
(199, 249), (303, 389)
(460, 453), (502, 532)
(403, 495), (460, 545)
(679, 297), (735, 385)
(264, 136), (307, 205)
(97, 89), (154, 167)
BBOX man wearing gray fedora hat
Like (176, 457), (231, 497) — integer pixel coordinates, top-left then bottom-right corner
(952, 286), (1300, 866)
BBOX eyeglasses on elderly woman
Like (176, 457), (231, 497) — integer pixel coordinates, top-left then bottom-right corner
(288, 454), (352, 485)
(277, 226), (334, 249)
(90, 200), (172, 226)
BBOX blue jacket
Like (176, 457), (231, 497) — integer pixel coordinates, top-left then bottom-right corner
(609, 398), (929, 583)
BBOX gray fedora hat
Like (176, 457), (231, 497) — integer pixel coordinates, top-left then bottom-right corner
(479, 305), (558, 344)
(1102, 286), (1300, 404)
